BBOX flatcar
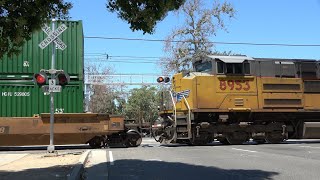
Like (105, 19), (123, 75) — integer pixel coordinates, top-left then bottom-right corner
(153, 55), (320, 145)
(0, 113), (142, 148)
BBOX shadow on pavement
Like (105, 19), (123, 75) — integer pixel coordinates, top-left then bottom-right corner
(0, 165), (75, 180)
(86, 159), (279, 180)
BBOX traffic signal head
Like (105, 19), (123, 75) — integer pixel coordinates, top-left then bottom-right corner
(33, 72), (48, 86)
(157, 76), (170, 83)
(56, 72), (70, 86)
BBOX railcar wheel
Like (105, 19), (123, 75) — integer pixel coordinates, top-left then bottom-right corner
(125, 130), (142, 147)
(226, 131), (248, 145)
(265, 131), (284, 144)
(89, 137), (102, 148)
(160, 125), (176, 144)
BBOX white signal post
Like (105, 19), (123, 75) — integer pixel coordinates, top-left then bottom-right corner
(38, 19), (67, 153)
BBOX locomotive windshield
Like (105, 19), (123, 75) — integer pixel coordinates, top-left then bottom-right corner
(194, 61), (212, 72)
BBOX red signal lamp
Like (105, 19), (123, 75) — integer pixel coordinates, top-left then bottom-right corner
(56, 72), (70, 86)
(33, 72), (47, 86)
(157, 77), (164, 83)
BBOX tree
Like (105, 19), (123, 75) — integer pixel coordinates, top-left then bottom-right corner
(106, 0), (185, 34)
(1, 1), (189, 58)
(0, 0), (72, 58)
(160, 0), (235, 74)
(85, 63), (121, 114)
(125, 86), (159, 124)
(89, 84), (118, 114)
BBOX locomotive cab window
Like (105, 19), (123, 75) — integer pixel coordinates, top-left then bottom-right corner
(217, 61), (224, 74)
(244, 62), (250, 74)
(217, 61), (251, 75)
(194, 61), (212, 72)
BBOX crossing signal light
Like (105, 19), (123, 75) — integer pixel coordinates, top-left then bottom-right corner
(56, 72), (70, 86)
(157, 77), (164, 83)
(164, 77), (170, 83)
(33, 72), (48, 86)
(157, 76), (170, 83)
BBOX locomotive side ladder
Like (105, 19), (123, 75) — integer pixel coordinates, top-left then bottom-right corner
(175, 96), (192, 140)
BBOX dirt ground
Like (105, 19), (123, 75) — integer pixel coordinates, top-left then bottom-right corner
(0, 151), (83, 180)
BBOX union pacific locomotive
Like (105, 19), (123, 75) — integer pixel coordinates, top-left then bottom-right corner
(153, 55), (320, 145)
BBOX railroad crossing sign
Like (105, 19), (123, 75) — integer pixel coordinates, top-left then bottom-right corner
(39, 24), (67, 50)
(38, 20), (68, 153)
(42, 85), (62, 93)
(41, 79), (62, 93)
(48, 79), (61, 92)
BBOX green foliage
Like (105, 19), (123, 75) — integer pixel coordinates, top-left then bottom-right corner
(0, 0), (72, 58)
(125, 86), (159, 123)
(106, 0), (185, 34)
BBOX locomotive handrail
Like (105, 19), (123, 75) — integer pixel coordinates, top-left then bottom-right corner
(169, 90), (177, 126)
(182, 95), (192, 139)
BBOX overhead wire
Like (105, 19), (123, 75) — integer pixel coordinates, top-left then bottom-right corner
(84, 54), (162, 59)
(84, 36), (320, 47)
(84, 54), (163, 64)
(84, 58), (159, 64)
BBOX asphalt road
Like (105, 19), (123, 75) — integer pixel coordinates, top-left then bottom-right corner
(84, 138), (320, 180)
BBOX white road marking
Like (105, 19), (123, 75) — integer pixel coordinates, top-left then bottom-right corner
(299, 146), (320, 149)
(108, 151), (114, 165)
(147, 159), (162, 161)
(232, 148), (257, 153)
(299, 146), (311, 148)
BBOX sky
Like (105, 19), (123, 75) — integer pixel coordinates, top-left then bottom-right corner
(67, 0), (320, 76)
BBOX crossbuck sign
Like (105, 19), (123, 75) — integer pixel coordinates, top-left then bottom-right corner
(39, 24), (67, 50)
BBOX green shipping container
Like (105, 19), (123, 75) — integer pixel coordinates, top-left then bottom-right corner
(0, 80), (84, 117)
(0, 21), (84, 80)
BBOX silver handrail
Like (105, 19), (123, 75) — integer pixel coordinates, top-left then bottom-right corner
(169, 90), (177, 127)
(182, 95), (192, 139)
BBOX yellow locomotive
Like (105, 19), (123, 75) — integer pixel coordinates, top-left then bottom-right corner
(154, 55), (320, 145)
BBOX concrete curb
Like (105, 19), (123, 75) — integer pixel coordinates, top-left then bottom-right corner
(68, 150), (91, 180)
